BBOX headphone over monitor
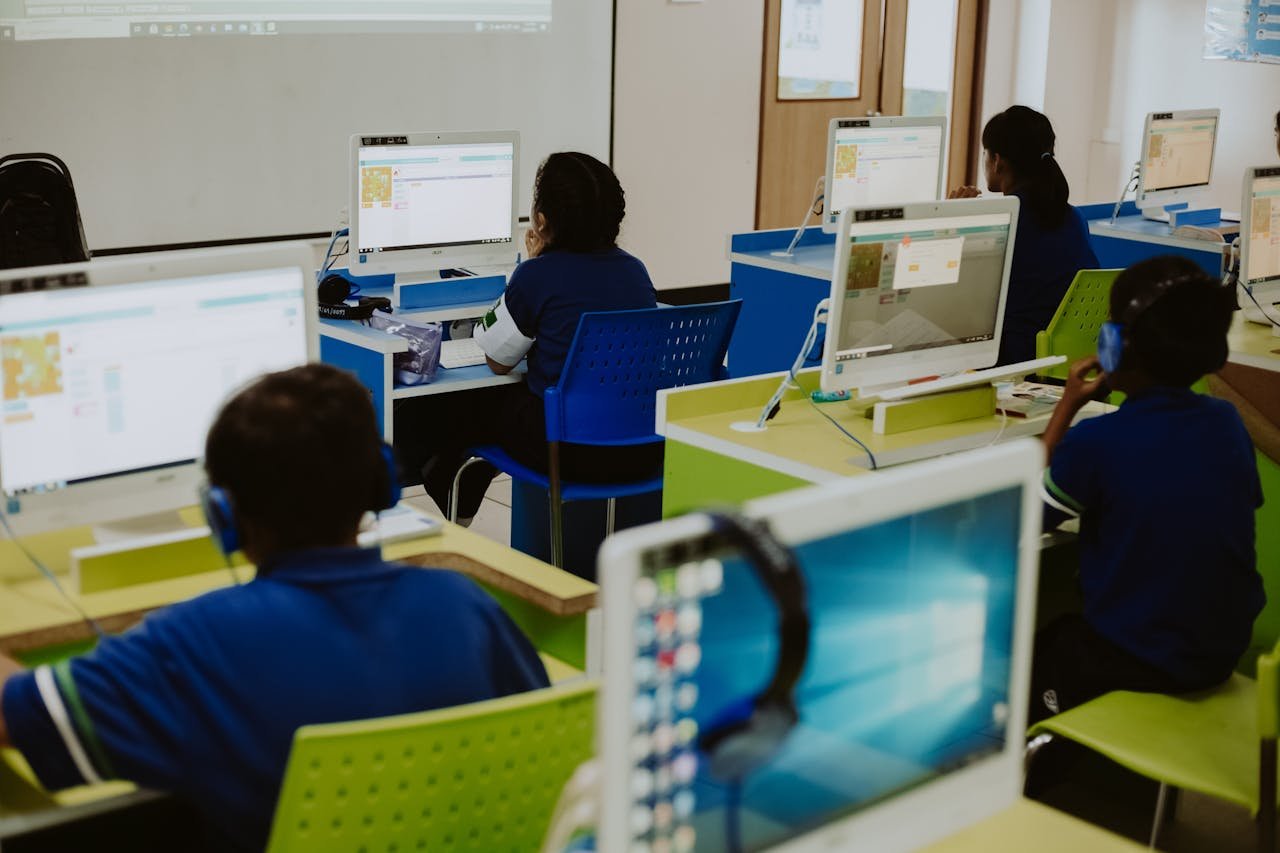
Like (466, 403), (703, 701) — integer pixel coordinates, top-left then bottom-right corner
(697, 512), (811, 782)
(199, 443), (402, 556)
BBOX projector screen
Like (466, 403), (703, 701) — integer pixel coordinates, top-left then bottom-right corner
(0, 0), (611, 250)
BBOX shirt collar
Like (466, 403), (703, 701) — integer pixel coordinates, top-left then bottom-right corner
(255, 546), (394, 584)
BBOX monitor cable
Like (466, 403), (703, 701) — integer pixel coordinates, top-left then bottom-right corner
(0, 506), (107, 641)
(772, 175), (826, 259)
(1110, 162), (1141, 225)
(737, 299), (877, 469)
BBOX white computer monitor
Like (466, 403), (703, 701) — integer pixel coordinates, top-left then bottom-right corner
(819, 197), (1019, 394)
(1242, 165), (1280, 320)
(0, 243), (317, 539)
(822, 116), (947, 234)
(1135, 108), (1220, 211)
(597, 439), (1043, 852)
(349, 131), (520, 280)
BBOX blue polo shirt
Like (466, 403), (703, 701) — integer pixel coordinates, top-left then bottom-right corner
(1042, 387), (1264, 685)
(2, 548), (549, 851)
(505, 247), (657, 396)
(999, 193), (1099, 365)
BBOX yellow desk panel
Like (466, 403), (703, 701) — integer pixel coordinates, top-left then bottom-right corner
(1229, 315), (1280, 373)
(920, 799), (1144, 851)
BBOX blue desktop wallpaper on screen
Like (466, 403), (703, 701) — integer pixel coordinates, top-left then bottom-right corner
(691, 487), (1023, 850)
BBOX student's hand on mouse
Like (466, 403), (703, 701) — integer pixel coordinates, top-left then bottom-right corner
(1061, 356), (1108, 409)
(948, 186), (981, 199)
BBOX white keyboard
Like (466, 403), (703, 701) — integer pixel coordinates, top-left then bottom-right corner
(875, 356), (1067, 402)
(439, 337), (487, 370)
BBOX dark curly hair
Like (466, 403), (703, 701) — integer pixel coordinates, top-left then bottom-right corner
(531, 152), (625, 253)
(1110, 256), (1234, 387)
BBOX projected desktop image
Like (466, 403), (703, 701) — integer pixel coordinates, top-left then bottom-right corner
(823, 117), (947, 233)
(351, 132), (519, 280)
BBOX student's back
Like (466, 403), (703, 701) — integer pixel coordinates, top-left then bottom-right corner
(952, 105), (1099, 365)
(25, 551), (548, 849)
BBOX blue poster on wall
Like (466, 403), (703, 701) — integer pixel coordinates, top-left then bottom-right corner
(1205, 1), (1280, 64)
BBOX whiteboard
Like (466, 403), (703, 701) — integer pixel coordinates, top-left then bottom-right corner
(0, 1), (612, 250)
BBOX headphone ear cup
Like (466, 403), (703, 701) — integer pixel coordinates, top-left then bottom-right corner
(377, 443), (401, 511)
(199, 483), (240, 556)
(317, 274), (353, 305)
(1097, 321), (1124, 374)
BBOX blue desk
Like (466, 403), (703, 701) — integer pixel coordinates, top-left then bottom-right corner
(1079, 201), (1229, 278)
(727, 226), (836, 377)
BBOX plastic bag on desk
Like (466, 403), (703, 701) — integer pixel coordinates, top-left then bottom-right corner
(366, 313), (443, 385)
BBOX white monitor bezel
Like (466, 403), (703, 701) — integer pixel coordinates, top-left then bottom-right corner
(819, 196), (1020, 394)
(1135, 108), (1221, 210)
(597, 439), (1044, 853)
(0, 242), (318, 538)
(1241, 164), (1280, 294)
(348, 130), (521, 277)
(822, 115), (949, 234)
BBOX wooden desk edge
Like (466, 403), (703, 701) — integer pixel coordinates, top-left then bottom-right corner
(399, 552), (597, 616)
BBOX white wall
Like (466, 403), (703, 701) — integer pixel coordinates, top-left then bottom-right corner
(613, 0), (764, 290)
(984, 0), (1280, 208)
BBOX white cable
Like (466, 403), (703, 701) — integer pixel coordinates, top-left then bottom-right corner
(773, 175), (827, 258)
(987, 406), (1010, 448)
(752, 299), (830, 429)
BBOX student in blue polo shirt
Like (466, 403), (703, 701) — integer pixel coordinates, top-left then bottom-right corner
(412, 151), (658, 524)
(950, 106), (1099, 365)
(1031, 256), (1263, 722)
(0, 364), (549, 851)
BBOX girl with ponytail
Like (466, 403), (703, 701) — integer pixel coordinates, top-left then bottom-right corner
(951, 105), (1099, 365)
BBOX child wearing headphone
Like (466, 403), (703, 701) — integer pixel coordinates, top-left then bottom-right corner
(0, 364), (548, 851)
(410, 151), (659, 528)
(1031, 256), (1263, 723)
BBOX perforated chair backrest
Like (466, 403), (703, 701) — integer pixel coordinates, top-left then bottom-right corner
(546, 300), (742, 446)
(0, 153), (90, 270)
(1034, 269), (1122, 381)
(1259, 640), (1280, 741)
(265, 681), (597, 853)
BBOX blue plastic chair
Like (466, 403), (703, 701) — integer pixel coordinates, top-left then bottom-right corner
(449, 301), (741, 567)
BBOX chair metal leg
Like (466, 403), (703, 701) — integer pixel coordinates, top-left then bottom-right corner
(548, 441), (564, 568)
(1023, 733), (1054, 779)
(448, 456), (484, 523)
(605, 498), (617, 537)
(1149, 782), (1170, 849)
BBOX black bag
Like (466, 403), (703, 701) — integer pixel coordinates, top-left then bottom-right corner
(0, 153), (90, 270)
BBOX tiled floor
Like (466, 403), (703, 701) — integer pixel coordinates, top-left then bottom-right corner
(404, 474), (512, 547)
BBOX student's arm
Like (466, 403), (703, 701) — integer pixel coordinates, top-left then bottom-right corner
(0, 653), (24, 746)
(486, 355), (515, 376)
(474, 281), (537, 374)
(1043, 356), (1108, 465)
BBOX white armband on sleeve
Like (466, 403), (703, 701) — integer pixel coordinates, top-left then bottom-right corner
(474, 294), (535, 366)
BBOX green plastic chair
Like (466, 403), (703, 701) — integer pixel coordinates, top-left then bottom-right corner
(1027, 641), (1280, 851)
(1035, 269), (1123, 382)
(265, 680), (597, 853)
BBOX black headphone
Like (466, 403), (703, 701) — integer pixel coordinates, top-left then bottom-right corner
(697, 512), (811, 782)
(1097, 271), (1226, 373)
(317, 273), (391, 321)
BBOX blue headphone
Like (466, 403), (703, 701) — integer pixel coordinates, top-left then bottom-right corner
(199, 443), (402, 556)
(1097, 273), (1200, 374)
(697, 512), (811, 782)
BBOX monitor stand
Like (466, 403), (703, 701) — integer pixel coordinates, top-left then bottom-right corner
(1140, 203), (1222, 227)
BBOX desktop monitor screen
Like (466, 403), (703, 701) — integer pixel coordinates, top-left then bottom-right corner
(1243, 165), (1280, 291)
(1136, 109), (1219, 209)
(0, 244), (316, 536)
(598, 441), (1043, 853)
(350, 131), (520, 278)
(820, 197), (1018, 394)
(823, 116), (947, 234)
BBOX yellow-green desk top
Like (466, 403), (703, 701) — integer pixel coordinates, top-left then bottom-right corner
(919, 799), (1144, 852)
(0, 512), (596, 656)
(1229, 314), (1280, 374)
(658, 370), (1095, 483)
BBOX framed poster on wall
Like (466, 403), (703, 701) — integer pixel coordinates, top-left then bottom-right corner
(778, 0), (865, 99)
